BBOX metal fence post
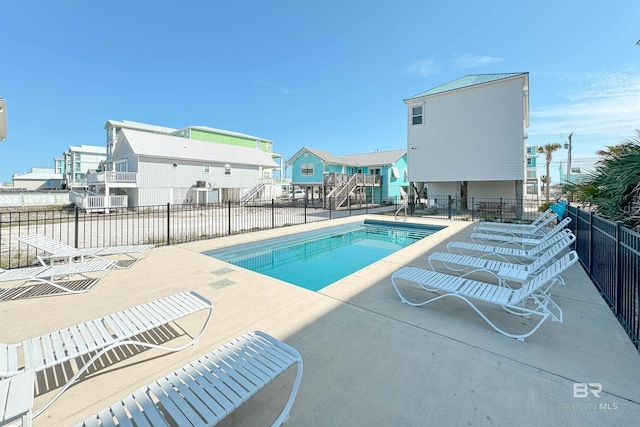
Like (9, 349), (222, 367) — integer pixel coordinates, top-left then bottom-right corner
(471, 197), (475, 221)
(74, 206), (79, 248)
(615, 221), (624, 318)
(589, 211), (594, 276)
(329, 197), (332, 220)
(228, 200), (231, 235)
(447, 195), (452, 219)
(271, 199), (275, 229)
(304, 196), (307, 224)
(575, 206), (580, 252)
(499, 197), (503, 223)
(166, 203), (171, 246)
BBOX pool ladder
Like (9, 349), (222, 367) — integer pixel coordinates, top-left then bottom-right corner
(394, 203), (407, 221)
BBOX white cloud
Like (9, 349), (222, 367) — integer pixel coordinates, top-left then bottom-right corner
(453, 54), (503, 69)
(530, 69), (640, 137)
(254, 80), (293, 95)
(406, 59), (440, 77)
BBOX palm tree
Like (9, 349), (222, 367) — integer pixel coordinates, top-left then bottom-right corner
(537, 143), (562, 202)
(562, 130), (640, 231)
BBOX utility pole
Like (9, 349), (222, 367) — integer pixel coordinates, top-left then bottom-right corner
(565, 132), (573, 183)
(0, 98), (6, 141)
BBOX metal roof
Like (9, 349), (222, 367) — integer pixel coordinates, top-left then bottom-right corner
(118, 129), (278, 167)
(343, 149), (406, 166)
(186, 126), (273, 143)
(104, 119), (177, 134)
(404, 73), (528, 101)
(13, 168), (62, 180)
(287, 147), (406, 167)
(67, 145), (106, 154)
(304, 148), (359, 166)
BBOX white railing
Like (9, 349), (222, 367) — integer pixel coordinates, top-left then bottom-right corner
(87, 171), (137, 184)
(324, 173), (381, 209)
(66, 179), (88, 188)
(70, 191), (128, 211)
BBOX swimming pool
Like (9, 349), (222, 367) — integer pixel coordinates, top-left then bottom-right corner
(204, 219), (443, 291)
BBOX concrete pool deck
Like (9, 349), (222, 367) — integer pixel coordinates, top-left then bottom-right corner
(1, 214), (639, 426)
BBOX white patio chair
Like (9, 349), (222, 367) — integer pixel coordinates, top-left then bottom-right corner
(73, 331), (303, 427)
(447, 229), (575, 264)
(429, 237), (572, 290)
(0, 291), (213, 421)
(470, 217), (571, 247)
(391, 251), (579, 341)
(474, 211), (557, 236)
(18, 234), (154, 268)
(477, 208), (554, 228)
(0, 260), (117, 300)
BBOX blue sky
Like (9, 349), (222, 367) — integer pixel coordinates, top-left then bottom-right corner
(1, 0), (639, 184)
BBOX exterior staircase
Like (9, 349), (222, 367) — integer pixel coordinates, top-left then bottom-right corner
(325, 174), (358, 209)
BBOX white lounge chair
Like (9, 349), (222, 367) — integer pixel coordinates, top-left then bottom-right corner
(73, 331), (303, 427)
(391, 251), (579, 341)
(477, 208), (554, 228)
(474, 212), (557, 236)
(429, 238), (572, 289)
(17, 234), (154, 268)
(0, 291), (213, 421)
(471, 217), (571, 247)
(447, 229), (575, 264)
(0, 260), (116, 300)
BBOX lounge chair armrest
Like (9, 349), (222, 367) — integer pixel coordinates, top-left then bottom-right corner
(497, 267), (528, 283)
(0, 369), (34, 426)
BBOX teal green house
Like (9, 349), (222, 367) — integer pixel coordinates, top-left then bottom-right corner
(526, 145), (542, 198)
(286, 148), (408, 208)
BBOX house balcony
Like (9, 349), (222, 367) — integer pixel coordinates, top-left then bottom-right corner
(87, 171), (138, 188)
(65, 178), (88, 189)
(324, 172), (381, 187)
(69, 190), (128, 213)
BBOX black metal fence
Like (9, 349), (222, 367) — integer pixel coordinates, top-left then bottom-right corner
(408, 195), (546, 223)
(0, 195), (549, 270)
(567, 204), (640, 351)
(0, 198), (401, 269)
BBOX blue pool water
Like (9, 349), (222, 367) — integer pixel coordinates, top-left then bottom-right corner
(204, 220), (443, 291)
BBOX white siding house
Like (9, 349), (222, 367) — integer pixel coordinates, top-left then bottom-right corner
(404, 73), (530, 199)
(12, 167), (63, 190)
(104, 120), (176, 170)
(112, 129), (278, 206)
(62, 145), (107, 189)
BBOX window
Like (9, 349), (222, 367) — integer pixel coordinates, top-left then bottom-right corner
(224, 164), (232, 175)
(203, 164), (210, 173)
(571, 167), (581, 174)
(301, 163), (314, 176)
(527, 157), (533, 166)
(370, 168), (381, 175)
(411, 105), (423, 125)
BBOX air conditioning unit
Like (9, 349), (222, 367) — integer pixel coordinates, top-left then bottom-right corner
(196, 180), (206, 188)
